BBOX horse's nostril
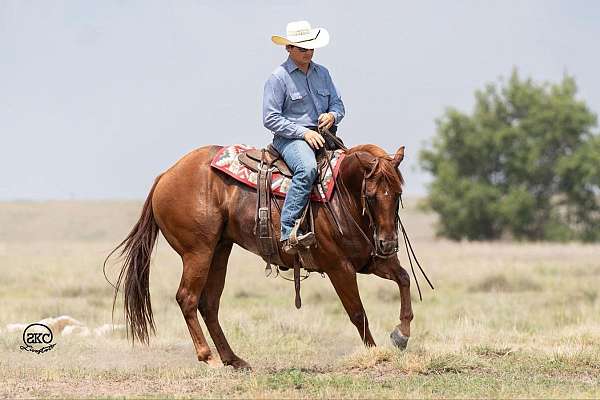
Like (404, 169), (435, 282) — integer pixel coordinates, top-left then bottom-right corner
(380, 240), (398, 254)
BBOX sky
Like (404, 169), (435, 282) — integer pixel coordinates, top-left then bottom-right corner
(1, 0), (600, 200)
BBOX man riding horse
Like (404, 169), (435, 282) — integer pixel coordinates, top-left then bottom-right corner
(263, 20), (345, 254)
(106, 20), (422, 370)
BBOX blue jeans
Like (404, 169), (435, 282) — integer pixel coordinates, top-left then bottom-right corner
(272, 136), (318, 241)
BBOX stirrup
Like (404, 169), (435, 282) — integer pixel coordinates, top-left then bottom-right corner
(281, 239), (299, 255)
(289, 219), (316, 247)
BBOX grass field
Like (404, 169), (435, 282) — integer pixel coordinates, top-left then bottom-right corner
(1, 200), (599, 398)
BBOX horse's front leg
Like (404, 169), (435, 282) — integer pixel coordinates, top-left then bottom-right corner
(370, 257), (413, 350)
(327, 263), (376, 347)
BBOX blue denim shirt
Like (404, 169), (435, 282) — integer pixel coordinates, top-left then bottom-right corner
(263, 57), (345, 140)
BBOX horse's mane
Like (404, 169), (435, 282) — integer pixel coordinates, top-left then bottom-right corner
(346, 144), (404, 191)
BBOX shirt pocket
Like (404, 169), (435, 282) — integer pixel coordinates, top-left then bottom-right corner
(316, 88), (330, 111)
(317, 88), (330, 97)
(287, 91), (309, 117)
(289, 91), (307, 101)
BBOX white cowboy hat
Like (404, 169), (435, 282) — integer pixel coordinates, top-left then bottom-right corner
(271, 20), (330, 49)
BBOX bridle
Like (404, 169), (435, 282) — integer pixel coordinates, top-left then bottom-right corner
(319, 132), (435, 299)
(359, 158), (400, 259)
(330, 153), (400, 260)
(350, 155), (434, 299)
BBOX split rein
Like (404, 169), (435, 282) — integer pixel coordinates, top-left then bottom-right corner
(320, 129), (434, 300)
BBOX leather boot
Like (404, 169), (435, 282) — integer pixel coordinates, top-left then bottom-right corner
(281, 231), (316, 254)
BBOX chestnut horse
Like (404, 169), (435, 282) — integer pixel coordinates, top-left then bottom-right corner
(108, 143), (413, 369)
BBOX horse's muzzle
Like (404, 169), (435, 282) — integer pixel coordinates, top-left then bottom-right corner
(378, 239), (399, 257)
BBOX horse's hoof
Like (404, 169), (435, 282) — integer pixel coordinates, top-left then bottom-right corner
(226, 358), (252, 370)
(198, 352), (222, 368)
(390, 328), (409, 350)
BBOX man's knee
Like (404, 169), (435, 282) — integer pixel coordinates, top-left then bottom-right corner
(296, 158), (318, 183)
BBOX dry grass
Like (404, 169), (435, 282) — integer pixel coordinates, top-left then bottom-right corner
(0, 200), (599, 398)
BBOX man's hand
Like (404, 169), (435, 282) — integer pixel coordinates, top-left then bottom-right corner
(303, 130), (325, 150)
(318, 112), (335, 131)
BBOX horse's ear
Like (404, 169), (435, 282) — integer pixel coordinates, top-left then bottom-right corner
(393, 146), (405, 167)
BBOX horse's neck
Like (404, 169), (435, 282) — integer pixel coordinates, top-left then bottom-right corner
(331, 154), (375, 265)
(337, 154), (370, 232)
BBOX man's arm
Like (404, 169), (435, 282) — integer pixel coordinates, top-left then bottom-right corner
(263, 75), (308, 139)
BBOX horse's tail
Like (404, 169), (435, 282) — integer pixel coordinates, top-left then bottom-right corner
(103, 174), (162, 344)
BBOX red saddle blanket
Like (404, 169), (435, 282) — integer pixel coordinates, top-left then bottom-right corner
(210, 144), (345, 202)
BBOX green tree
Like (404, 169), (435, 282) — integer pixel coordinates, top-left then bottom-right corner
(420, 70), (600, 241)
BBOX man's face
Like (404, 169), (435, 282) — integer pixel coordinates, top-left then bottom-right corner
(287, 45), (314, 67)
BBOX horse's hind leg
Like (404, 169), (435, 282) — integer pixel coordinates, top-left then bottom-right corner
(198, 241), (251, 370)
(176, 250), (219, 366)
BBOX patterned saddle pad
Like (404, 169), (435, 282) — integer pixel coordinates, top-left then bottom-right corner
(210, 144), (345, 202)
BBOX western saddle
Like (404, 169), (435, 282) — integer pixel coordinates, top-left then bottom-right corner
(238, 136), (344, 309)
(238, 144), (292, 178)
